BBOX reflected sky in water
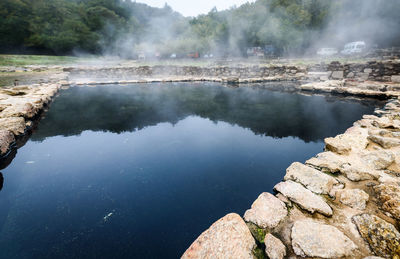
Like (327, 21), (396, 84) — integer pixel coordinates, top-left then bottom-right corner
(0, 83), (381, 258)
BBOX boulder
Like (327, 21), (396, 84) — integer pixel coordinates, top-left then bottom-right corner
(338, 189), (369, 210)
(181, 213), (256, 259)
(284, 162), (341, 195)
(274, 180), (332, 216)
(352, 214), (400, 258)
(0, 117), (26, 135)
(0, 130), (15, 155)
(243, 192), (287, 229)
(372, 117), (400, 129)
(264, 234), (286, 259)
(291, 219), (357, 258)
(306, 151), (345, 174)
(374, 184), (400, 220)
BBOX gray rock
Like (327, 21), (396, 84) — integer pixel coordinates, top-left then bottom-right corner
(291, 219), (357, 258)
(331, 71), (344, 80)
(244, 192), (287, 229)
(181, 213), (256, 259)
(264, 233), (286, 259)
(352, 213), (400, 258)
(338, 189), (369, 210)
(274, 180), (333, 216)
(284, 162), (341, 195)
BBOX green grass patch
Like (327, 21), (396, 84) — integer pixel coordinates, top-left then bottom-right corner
(0, 54), (81, 66)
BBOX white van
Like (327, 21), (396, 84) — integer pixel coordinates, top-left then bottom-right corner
(341, 41), (366, 55)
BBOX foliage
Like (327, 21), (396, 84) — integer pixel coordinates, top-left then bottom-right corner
(0, 0), (399, 56)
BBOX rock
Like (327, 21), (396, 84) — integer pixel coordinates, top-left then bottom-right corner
(181, 213), (256, 259)
(243, 192), (287, 229)
(306, 151), (345, 174)
(0, 117), (26, 135)
(331, 71), (344, 80)
(372, 117), (400, 129)
(368, 135), (400, 149)
(291, 219), (357, 258)
(284, 162), (341, 195)
(363, 257), (385, 259)
(338, 189), (369, 210)
(264, 234), (286, 259)
(392, 75), (400, 83)
(274, 180), (332, 216)
(0, 130), (15, 155)
(306, 151), (378, 181)
(352, 214), (400, 258)
(361, 150), (395, 170)
(374, 184), (400, 220)
(325, 133), (368, 155)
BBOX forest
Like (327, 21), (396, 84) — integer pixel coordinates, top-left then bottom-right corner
(1, 0), (399, 57)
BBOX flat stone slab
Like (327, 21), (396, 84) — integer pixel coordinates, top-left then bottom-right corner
(291, 219), (357, 258)
(284, 162), (341, 195)
(352, 214), (400, 258)
(274, 180), (333, 216)
(243, 192), (287, 229)
(181, 213), (256, 259)
(368, 135), (400, 149)
(264, 233), (286, 259)
(325, 133), (368, 155)
(338, 189), (369, 210)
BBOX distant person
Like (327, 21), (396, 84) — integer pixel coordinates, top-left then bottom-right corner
(14, 79), (19, 86)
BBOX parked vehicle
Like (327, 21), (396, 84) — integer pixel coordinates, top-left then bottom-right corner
(341, 41), (366, 55)
(317, 47), (338, 56)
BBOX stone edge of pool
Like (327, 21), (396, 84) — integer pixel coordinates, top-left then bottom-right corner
(1, 60), (400, 258)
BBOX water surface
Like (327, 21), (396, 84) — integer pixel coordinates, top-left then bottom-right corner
(0, 83), (381, 258)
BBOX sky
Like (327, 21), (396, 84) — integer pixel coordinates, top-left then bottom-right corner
(133, 0), (256, 17)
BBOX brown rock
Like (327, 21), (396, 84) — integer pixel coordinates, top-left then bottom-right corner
(352, 213), (400, 258)
(0, 130), (15, 155)
(0, 117), (26, 135)
(374, 184), (400, 220)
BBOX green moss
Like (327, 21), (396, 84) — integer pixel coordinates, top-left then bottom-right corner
(252, 245), (266, 259)
(246, 222), (267, 243)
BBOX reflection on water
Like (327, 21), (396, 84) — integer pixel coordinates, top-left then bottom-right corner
(0, 83), (381, 258)
(0, 173), (3, 191)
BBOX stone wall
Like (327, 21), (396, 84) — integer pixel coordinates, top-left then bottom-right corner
(66, 60), (400, 83)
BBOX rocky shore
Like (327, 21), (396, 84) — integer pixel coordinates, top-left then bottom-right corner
(182, 98), (400, 258)
(0, 83), (60, 158)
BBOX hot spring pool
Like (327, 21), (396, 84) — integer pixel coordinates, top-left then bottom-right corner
(0, 82), (382, 258)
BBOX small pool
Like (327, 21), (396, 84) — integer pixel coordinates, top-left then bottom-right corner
(0, 83), (381, 258)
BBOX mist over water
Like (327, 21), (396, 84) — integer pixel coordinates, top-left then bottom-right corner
(0, 83), (382, 258)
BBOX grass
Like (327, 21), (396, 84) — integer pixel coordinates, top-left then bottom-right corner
(0, 54), (81, 66)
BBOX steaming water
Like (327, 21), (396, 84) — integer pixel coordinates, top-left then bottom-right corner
(0, 83), (381, 258)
